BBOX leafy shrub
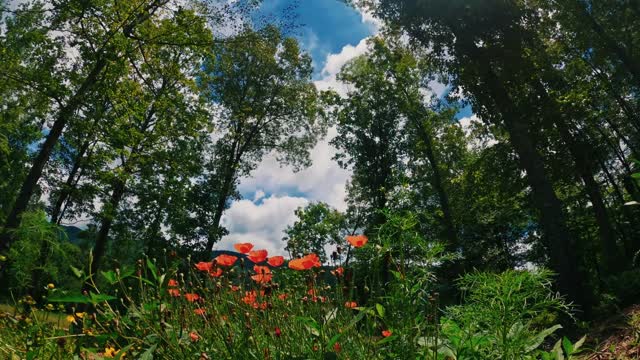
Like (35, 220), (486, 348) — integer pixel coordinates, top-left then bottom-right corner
(437, 269), (571, 359)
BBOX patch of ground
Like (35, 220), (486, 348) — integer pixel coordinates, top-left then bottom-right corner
(581, 305), (640, 360)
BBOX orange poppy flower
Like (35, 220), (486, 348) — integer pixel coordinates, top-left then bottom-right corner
(247, 249), (268, 263)
(302, 253), (321, 268)
(251, 265), (272, 283)
(277, 293), (288, 300)
(234, 243), (254, 254)
(331, 267), (344, 276)
(288, 253), (321, 270)
(346, 234), (368, 248)
(185, 293), (200, 302)
(208, 267), (223, 277)
(189, 331), (200, 342)
(215, 254), (238, 267)
(168, 288), (180, 297)
(267, 256), (284, 267)
(242, 290), (257, 305)
(168, 279), (179, 287)
(382, 330), (392, 337)
(288, 258), (306, 270)
(194, 308), (206, 316)
(344, 301), (357, 309)
(195, 261), (213, 272)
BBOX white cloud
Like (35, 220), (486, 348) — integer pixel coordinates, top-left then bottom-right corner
(217, 195), (309, 256)
(356, 6), (383, 32)
(237, 126), (351, 211)
(314, 37), (372, 97)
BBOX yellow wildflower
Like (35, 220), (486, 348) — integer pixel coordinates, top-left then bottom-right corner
(47, 283), (55, 289)
(104, 347), (117, 358)
(66, 315), (76, 324)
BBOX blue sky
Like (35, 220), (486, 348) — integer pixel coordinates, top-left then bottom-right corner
(253, 0), (376, 78)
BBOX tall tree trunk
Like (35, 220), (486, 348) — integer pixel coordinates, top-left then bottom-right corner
(49, 140), (92, 224)
(461, 55), (586, 308)
(536, 86), (623, 272)
(90, 179), (127, 276)
(1, 57), (108, 250)
(415, 119), (458, 252)
(570, 0), (640, 87)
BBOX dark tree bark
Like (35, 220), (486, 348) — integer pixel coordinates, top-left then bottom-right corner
(91, 179), (127, 276)
(570, 0), (640, 87)
(1, 57), (108, 250)
(415, 120), (459, 253)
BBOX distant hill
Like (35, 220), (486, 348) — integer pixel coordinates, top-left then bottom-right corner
(60, 225), (86, 245)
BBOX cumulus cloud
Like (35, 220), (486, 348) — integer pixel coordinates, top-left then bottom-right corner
(314, 37), (372, 97)
(237, 126), (351, 211)
(217, 195), (309, 256)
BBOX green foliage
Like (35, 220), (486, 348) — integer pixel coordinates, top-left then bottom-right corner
(284, 202), (348, 262)
(441, 269), (570, 359)
(6, 211), (82, 292)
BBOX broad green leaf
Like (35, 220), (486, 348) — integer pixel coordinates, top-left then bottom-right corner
(101, 270), (117, 285)
(146, 258), (158, 281)
(48, 294), (89, 304)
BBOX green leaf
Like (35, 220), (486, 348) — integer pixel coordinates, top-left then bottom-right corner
(375, 334), (397, 345)
(70, 265), (84, 279)
(146, 258), (158, 281)
(376, 303), (385, 318)
(48, 294), (90, 304)
(89, 292), (117, 305)
(525, 324), (562, 352)
(101, 270), (118, 285)
(327, 333), (342, 350)
(139, 344), (157, 360)
(573, 335), (586, 351)
(562, 337), (573, 355)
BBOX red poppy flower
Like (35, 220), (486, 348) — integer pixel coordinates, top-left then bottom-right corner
(288, 258), (306, 271)
(185, 293), (200, 302)
(252, 266), (272, 283)
(195, 261), (213, 272)
(301, 253), (321, 269)
(247, 249), (268, 263)
(344, 301), (357, 309)
(331, 267), (344, 276)
(251, 273), (273, 283)
(168, 279), (179, 287)
(277, 293), (288, 300)
(267, 256), (284, 267)
(194, 308), (205, 316)
(208, 267), (223, 277)
(382, 330), (392, 337)
(274, 327), (281, 337)
(333, 342), (342, 353)
(215, 254), (238, 267)
(230, 285), (240, 292)
(189, 331), (200, 342)
(346, 234), (368, 248)
(288, 253), (321, 270)
(168, 288), (180, 297)
(234, 243), (254, 254)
